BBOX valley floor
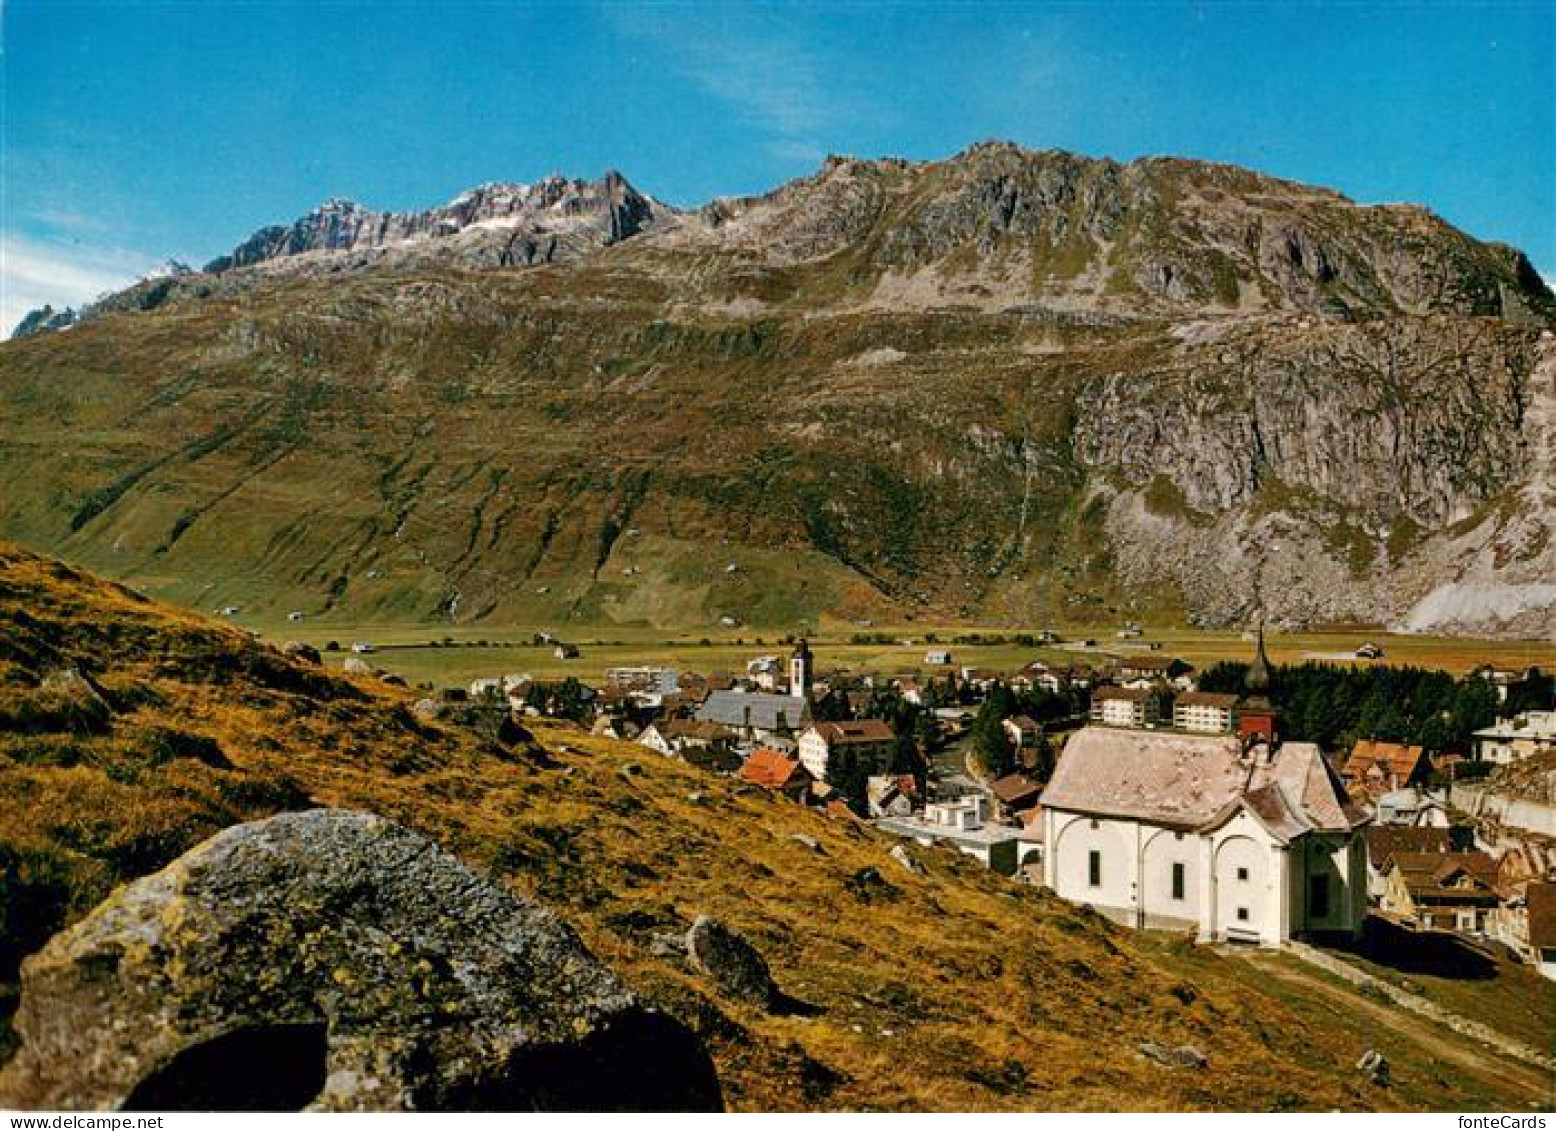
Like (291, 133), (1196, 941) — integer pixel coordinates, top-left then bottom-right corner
(235, 620), (1556, 689)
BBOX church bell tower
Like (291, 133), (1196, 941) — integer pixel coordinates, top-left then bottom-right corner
(789, 638), (813, 696)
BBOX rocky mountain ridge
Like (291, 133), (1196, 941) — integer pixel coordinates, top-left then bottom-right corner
(203, 171), (667, 275)
(2, 143), (1552, 635)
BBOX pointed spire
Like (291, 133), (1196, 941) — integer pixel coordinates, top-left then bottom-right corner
(1246, 619), (1272, 697)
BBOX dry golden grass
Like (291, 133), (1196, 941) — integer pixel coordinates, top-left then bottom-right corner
(0, 541), (1544, 1111)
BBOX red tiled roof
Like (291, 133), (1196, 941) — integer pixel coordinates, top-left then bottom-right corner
(1364, 826), (1451, 870)
(1344, 739), (1428, 780)
(740, 749), (808, 790)
(990, 772), (1043, 805)
(1387, 851), (1499, 898)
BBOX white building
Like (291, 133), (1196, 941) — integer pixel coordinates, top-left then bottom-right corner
(1041, 727), (1370, 947)
(1472, 710), (1556, 765)
(1089, 686), (1160, 728)
(1172, 692), (1239, 734)
(877, 794), (1021, 874)
(796, 719), (895, 783)
(605, 666), (679, 696)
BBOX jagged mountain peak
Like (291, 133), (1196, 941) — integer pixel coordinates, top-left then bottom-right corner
(201, 169), (664, 275)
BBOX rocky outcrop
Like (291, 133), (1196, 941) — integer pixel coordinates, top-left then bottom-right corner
(684, 915), (780, 1010)
(1075, 320), (1554, 632)
(0, 810), (722, 1112)
(204, 172), (666, 275)
(10, 304), (78, 339)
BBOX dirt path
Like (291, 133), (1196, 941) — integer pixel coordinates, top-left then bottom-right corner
(1243, 953), (1553, 1101)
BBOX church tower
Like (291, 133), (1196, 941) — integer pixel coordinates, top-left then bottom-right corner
(1237, 621), (1278, 742)
(789, 638), (813, 696)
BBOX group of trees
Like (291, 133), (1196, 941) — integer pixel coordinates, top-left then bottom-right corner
(823, 689), (934, 814)
(967, 683), (1079, 780)
(1198, 661), (1507, 754)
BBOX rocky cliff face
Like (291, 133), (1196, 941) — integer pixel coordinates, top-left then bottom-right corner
(204, 171), (667, 274)
(2, 144), (1551, 635)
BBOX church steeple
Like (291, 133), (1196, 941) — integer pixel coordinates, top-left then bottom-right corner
(1245, 620), (1272, 702)
(789, 638), (813, 695)
(1236, 619), (1278, 743)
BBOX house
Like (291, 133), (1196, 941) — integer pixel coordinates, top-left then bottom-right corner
(1003, 715), (1043, 750)
(604, 666), (679, 696)
(924, 650), (954, 666)
(932, 706), (976, 735)
(739, 749), (812, 801)
(877, 795), (1022, 875)
(745, 654), (783, 690)
(1525, 883), (1556, 981)
(1362, 826), (1452, 900)
(1493, 843), (1556, 896)
(469, 677), (505, 700)
(697, 690), (812, 746)
(1472, 711), (1556, 765)
(1342, 740), (1432, 799)
(867, 773), (920, 818)
(1472, 663), (1531, 704)
(553, 643), (580, 660)
(1356, 642), (1384, 660)
(1115, 655), (1192, 684)
(797, 719), (895, 784)
(1041, 727), (1370, 946)
(842, 689), (873, 717)
(989, 772), (1043, 821)
(1374, 787), (1451, 827)
(638, 718), (737, 759)
(1379, 851), (1500, 934)
(1172, 692), (1239, 734)
(1089, 686), (1162, 728)
(960, 667), (1004, 694)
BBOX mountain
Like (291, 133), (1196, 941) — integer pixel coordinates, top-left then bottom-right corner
(203, 172), (667, 274)
(2, 144), (1552, 635)
(0, 540), (1547, 1110)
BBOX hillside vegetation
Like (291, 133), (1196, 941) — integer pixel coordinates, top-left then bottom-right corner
(1, 144), (1552, 637)
(0, 540), (1548, 1111)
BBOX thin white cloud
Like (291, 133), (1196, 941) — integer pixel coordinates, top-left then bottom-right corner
(27, 207), (114, 236)
(0, 232), (154, 338)
(606, 6), (854, 167)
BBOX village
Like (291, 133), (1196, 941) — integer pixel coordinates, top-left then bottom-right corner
(357, 623), (1556, 984)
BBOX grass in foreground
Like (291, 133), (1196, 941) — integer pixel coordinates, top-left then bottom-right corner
(0, 540), (1546, 1111)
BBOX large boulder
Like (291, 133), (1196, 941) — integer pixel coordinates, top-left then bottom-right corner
(0, 810), (722, 1112)
(684, 914), (778, 1010)
(280, 641), (322, 665)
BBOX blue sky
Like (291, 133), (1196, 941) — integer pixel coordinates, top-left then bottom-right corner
(3, 1), (1551, 332)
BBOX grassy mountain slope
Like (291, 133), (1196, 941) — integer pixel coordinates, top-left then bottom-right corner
(1, 145), (1552, 635)
(0, 540), (1549, 1111)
